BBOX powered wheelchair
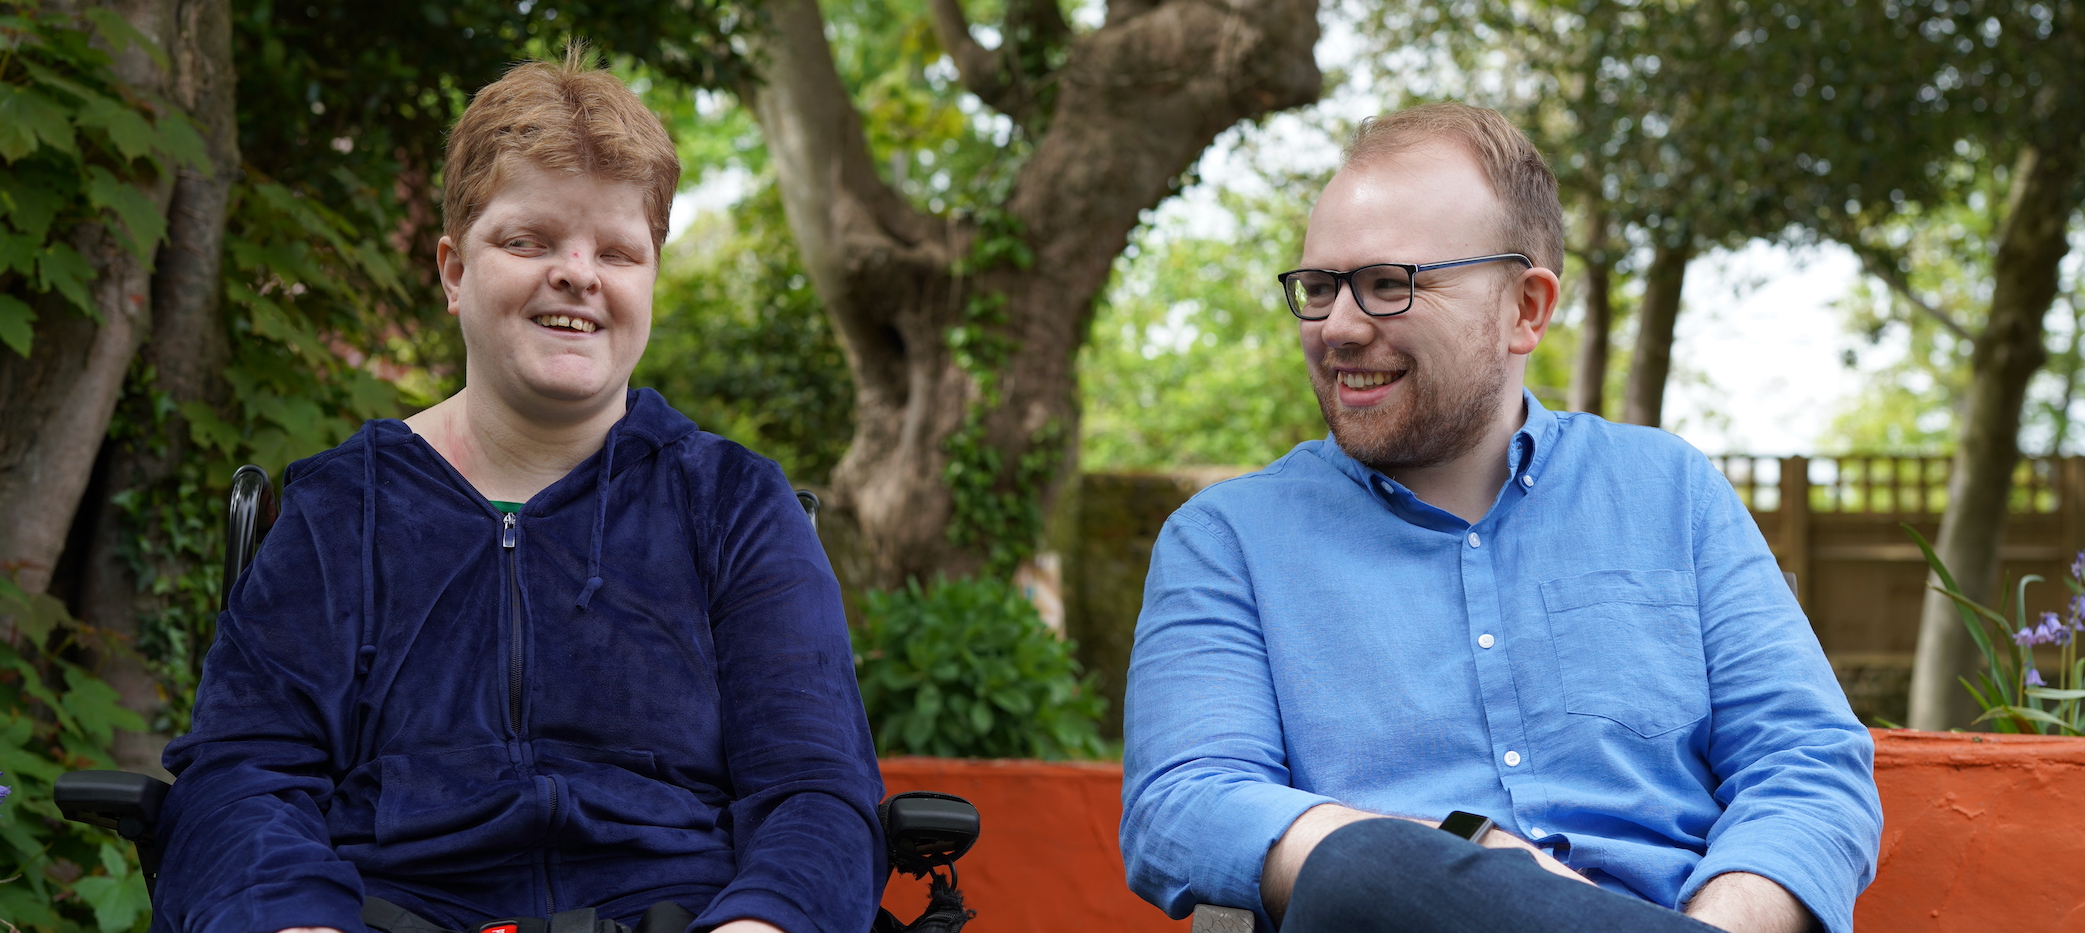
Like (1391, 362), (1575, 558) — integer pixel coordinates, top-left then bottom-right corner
(56, 465), (981, 933)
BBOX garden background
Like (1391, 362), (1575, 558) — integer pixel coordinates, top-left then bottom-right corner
(2, 0), (2082, 928)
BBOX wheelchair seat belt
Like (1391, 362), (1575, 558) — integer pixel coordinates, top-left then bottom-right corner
(363, 897), (697, 933)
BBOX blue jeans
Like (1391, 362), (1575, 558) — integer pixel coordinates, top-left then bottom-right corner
(1284, 819), (1723, 933)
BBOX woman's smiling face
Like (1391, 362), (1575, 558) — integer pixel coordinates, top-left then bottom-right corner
(439, 163), (657, 423)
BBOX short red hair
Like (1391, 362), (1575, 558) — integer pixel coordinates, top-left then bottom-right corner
(443, 43), (680, 252)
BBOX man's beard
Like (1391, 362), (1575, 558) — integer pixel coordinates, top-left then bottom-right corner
(1310, 327), (1512, 475)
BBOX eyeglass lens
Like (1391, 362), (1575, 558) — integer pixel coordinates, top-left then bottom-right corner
(1284, 264), (1414, 319)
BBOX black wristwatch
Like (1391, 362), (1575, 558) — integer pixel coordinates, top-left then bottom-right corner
(1439, 810), (1495, 841)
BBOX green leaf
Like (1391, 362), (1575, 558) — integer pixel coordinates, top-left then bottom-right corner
(154, 109), (210, 172)
(37, 241), (97, 318)
(71, 866), (150, 933)
(0, 166), (71, 240)
(60, 666), (148, 746)
(83, 8), (169, 71)
(1973, 704), (2080, 735)
(2024, 687), (2085, 701)
(75, 95), (162, 165)
(86, 166), (166, 260)
(178, 400), (241, 456)
(0, 85), (76, 160)
(0, 294), (35, 357)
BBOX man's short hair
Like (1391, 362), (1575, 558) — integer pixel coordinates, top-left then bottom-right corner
(1343, 103), (1564, 276)
(443, 43), (681, 252)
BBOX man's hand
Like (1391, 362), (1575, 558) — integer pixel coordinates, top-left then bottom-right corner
(1683, 871), (1818, 933)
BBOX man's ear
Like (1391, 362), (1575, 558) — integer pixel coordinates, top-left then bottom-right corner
(437, 236), (464, 317)
(1506, 265), (1561, 356)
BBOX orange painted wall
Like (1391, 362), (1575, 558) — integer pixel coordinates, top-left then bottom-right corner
(878, 757), (1187, 933)
(883, 730), (2085, 931)
(1858, 729), (2085, 931)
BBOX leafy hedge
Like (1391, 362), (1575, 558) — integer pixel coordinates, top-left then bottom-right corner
(0, 579), (152, 932)
(853, 576), (1107, 760)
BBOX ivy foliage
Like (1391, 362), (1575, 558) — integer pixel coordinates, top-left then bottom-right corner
(0, 0), (206, 356)
(0, 578), (152, 933)
(853, 576), (1106, 760)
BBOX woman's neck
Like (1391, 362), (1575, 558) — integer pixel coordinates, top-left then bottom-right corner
(403, 386), (627, 503)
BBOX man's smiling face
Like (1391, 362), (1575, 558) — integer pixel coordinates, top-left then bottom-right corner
(1298, 140), (1528, 473)
(440, 163), (657, 422)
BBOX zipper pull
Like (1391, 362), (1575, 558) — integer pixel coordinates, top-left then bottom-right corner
(502, 512), (517, 549)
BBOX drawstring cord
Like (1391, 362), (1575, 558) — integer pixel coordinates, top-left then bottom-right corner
(575, 421), (616, 610)
(358, 423), (378, 675)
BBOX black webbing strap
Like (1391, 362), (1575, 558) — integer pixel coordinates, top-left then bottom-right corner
(363, 897), (465, 933)
(363, 897), (692, 933)
(632, 901), (696, 933)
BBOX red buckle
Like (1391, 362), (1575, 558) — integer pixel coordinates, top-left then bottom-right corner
(481, 925), (519, 933)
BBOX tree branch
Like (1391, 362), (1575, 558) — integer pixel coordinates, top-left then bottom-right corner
(739, 0), (948, 404)
(1853, 246), (1974, 343)
(925, 0), (1016, 112)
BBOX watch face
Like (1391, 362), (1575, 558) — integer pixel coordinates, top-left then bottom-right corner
(1440, 811), (1495, 841)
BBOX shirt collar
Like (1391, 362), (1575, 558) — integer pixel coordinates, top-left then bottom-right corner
(1310, 386), (1560, 500)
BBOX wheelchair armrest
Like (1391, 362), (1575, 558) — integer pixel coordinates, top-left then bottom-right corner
(880, 791), (979, 876)
(56, 770), (171, 842)
(1190, 904), (1254, 933)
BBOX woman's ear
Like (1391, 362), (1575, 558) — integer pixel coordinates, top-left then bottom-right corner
(437, 236), (464, 317)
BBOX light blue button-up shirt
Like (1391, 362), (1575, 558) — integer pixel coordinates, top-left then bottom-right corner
(1120, 390), (1879, 933)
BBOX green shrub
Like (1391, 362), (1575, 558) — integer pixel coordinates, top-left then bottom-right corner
(853, 576), (1107, 760)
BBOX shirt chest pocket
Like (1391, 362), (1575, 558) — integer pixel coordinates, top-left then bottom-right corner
(1540, 569), (1708, 738)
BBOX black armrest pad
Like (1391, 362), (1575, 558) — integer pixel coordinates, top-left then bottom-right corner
(56, 770), (171, 838)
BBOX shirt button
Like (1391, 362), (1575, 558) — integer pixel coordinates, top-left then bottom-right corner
(1521, 474), (1536, 487)
(1467, 532), (1482, 548)
(1478, 633), (1495, 649)
(1504, 750), (1521, 767)
(1531, 826), (1547, 838)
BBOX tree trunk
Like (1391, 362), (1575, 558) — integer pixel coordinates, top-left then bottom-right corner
(1622, 238), (1692, 427)
(1568, 211), (1615, 415)
(74, 0), (240, 776)
(0, 232), (158, 601)
(1908, 135), (2084, 730)
(743, 0), (1321, 586)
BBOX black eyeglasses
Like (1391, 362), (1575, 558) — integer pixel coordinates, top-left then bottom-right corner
(1276, 253), (1533, 320)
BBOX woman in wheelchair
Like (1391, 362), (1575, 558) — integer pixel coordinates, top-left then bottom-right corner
(151, 48), (883, 933)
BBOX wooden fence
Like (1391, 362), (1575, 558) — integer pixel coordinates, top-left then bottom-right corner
(1713, 455), (2085, 723)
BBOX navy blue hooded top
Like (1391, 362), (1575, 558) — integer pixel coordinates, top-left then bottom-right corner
(153, 389), (884, 933)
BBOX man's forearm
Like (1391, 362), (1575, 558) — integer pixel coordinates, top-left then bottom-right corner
(1683, 872), (1818, 933)
(1261, 804), (1387, 922)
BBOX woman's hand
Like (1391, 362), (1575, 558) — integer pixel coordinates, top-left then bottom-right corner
(710, 921), (787, 933)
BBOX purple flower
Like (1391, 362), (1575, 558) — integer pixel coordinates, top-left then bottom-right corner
(2016, 626), (2039, 646)
(2070, 594), (2085, 628)
(2028, 669), (2048, 687)
(2071, 550), (2085, 584)
(2033, 615), (2071, 646)
(0, 771), (9, 802)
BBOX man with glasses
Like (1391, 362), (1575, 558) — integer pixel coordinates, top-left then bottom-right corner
(1118, 103), (1879, 933)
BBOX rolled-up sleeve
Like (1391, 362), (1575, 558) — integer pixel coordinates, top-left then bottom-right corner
(1120, 508), (1336, 926)
(1677, 462), (1882, 933)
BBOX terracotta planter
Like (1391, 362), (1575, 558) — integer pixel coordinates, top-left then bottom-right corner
(1859, 728), (2085, 931)
(879, 757), (1186, 932)
(883, 730), (2085, 931)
